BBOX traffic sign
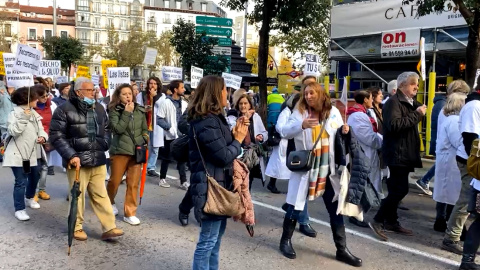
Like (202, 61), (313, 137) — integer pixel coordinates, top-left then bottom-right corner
(196, 16), (233, 27)
(201, 36), (232, 47)
(196, 26), (232, 37)
(208, 55), (231, 65)
(212, 46), (232, 56)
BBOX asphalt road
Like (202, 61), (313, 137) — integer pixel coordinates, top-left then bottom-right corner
(0, 162), (463, 270)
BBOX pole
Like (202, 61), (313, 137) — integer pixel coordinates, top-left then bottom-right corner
(242, 2), (248, 57)
(53, 0), (57, 37)
(426, 72), (436, 156)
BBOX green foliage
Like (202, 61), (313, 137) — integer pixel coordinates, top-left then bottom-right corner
(40, 36), (85, 75)
(403, 0), (476, 23)
(170, 19), (229, 79)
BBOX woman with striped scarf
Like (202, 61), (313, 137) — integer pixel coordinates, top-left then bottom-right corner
(279, 82), (362, 267)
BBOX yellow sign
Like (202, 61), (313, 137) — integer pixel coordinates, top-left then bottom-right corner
(0, 52), (5, 76)
(101, 60), (117, 88)
(76, 65), (91, 79)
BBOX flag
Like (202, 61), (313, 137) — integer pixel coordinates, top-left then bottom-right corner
(417, 37), (426, 81)
(339, 77), (348, 106)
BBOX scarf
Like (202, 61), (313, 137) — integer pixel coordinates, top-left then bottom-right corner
(86, 105), (98, 142)
(232, 159), (255, 225)
(308, 122), (330, 201)
(347, 104), (378, 133)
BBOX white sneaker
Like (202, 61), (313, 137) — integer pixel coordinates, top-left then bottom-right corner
(25, 198), (40, 209)
(105, 172), (110, 181)
(112, 204), (119, 216)
(159, 179), (170, 188)
(15, 210), (30, 221)
(123, 216), (141, 226)
(181, 182), (190, 190)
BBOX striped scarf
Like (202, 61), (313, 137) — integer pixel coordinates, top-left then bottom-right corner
(308, 124), (330, 201)
(86, 106), (98, 142)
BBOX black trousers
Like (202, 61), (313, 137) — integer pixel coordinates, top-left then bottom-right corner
(160, 139), (187, 183)
(179, 186), (193, 215)
(374, 166), (411, 224)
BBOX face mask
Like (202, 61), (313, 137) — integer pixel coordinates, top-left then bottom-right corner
(84, 97), (95, 105)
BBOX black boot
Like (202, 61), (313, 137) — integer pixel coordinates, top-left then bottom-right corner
(299, 224), (317, 238)
(460, 254), (480, 270)
(279, 217), (297, 259)
(47, 166), (55, 175)
(331, 224), (362, 267)
(267, 178), (281, 194)
(179, 212), (189, 227)
(433, 218), (447, 233)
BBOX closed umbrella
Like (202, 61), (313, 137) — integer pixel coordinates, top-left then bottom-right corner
(140, 147), (148, 205)
(67, 166), (81, 256)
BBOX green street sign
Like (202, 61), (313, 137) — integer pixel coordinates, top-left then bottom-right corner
(196, 16), (233, 27)
(208, 55), (231, 65)
(196, 26), (232, 37)
(216, 37), (232, 47)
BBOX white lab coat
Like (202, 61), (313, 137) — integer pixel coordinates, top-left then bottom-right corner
(157, 97), (188, 140)
(433, 114), (463, 205)
(282, 107), (344, 211)
(265, 107), (291, 180)
(137, 93), (166, 148)
(347, 111), (383, 195)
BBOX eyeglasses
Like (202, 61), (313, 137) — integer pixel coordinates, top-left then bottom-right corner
(40, 95), (48, 98)
(79, 89), (95, 93)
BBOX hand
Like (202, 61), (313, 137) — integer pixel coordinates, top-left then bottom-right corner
(233, 121), (248, 143)
(245, 110), (255, 119)
(125, 102), (134, 112)
(69, 157), (81, 169)
(150, 88), (157, 97)
(0, 88), (4, 95)
(416, 104), (427, 116)
(237, 116), (250, 127)
(342, 124), (349, 134)
(302, 118), (318, 129)
(145, 105), (152, 112)
(37, 137), (45, 144)
(255, 134), (263, 142)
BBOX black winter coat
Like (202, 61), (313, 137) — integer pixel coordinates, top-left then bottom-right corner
(382, 91), (423, 168)
(49, 90), (110, 168)
(188, 113), (242, 223)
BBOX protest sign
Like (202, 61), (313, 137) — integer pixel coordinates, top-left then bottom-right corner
(3, 53), (16, 75)
(56, 76), (68, 84)
(191, 66), (203, 89)
(161, 66), (182, 82)
(38, 60), (61, 77)
(6, 73), (34, 89)
(102, 60), (117, 87)
(76, 66), (90, 78)
(0, 52), (5, 76)
(91, 74), (100, 86)
(107, 67), (130, 96)
(14, 44), (42, 74)
(304, 54), (321, 77)
(143, 47), (158, 66)
(222, 72), (242, 90)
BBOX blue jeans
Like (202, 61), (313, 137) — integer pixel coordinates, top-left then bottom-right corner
(11, 165), (41, 211)
(193, 219), (227, 270)
(420, 164), (435, 185)
(147, 132), (159, 171)
(285, 199), (311, 225)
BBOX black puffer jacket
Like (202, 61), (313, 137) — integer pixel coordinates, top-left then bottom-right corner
(188, 113), (241, 222)
(335, 128), (380, 214)
(49, 89), (110, 167)
(382, 91), (423, 168)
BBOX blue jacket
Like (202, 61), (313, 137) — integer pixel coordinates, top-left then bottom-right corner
(430, 95), (447, 156)
(0, 92), (13, 130)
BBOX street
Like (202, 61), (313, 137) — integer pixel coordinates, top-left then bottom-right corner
(0, 162), (462, 270)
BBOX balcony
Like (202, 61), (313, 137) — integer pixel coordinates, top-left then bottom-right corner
(77, 6), (90, 11)
(77, 21), (91, 27)
(163, 19), (171, 24)
(131, 10), (142, 16)
(148, 17), (156, 23)
(79, 38), (90, 44)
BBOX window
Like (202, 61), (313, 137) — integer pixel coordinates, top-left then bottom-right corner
(188, 2), (193, 10)
(121, 19), (126, 29)
(164, 0), (170, 8)
(60, 31), (68, 38)
(201, 3), (207, 12)
(175, 1), (181, 9)
(120, 34), (127, 41)
(78, 0), (88, 7)
(44, 29), (52, 39)
(93, 2), (100, 12)
(120, 5), (126, 15)
(28, 28), (37, 40)
(95, 17), (100, 26)
(164, 14), (170, 23)
(108, 18), (113, 27)
(147, 23), (157, 32)
(29, 44), (37, 49)
(4, 24), (11, 37)
(80, 31), (88, 40)
(133, 68), (139, 77)
(108, 4), (113, 13)
(94, 32), (100, 44)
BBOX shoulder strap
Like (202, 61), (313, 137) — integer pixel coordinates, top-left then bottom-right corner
(124, 112), (137, 145)
(311, 117), (329, 150)
(192, 125), (211, 178)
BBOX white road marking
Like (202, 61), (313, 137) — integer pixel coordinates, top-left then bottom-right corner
(252, 200), (460, 267)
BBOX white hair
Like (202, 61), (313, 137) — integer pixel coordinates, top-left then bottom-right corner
(396, 72), (419, 89)
(74, 77), (93, 91)
(387, 80), (397, 95)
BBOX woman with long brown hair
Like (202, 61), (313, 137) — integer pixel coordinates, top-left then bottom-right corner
(187, 75), (248, 270)
(280, 82), (362, 267)
(368, 87), (384, 135)
(107, 84), (148, 225)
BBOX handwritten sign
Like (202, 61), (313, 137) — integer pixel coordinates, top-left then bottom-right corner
(161, 66), (183, 82)
(56, 76), (68, 84)
(3, 53), (16, 75)
(76, 65), (90, 78)
(191, 66), (203, 89)
(6, 73), (34, 89)
(107, 67), (130, 96)
(102, 60), (117, 87)
(143, 47), (158, 66)
(38, 60), (61, 77)
(222, 72), (242, 90)
(14, 44), (42, 74)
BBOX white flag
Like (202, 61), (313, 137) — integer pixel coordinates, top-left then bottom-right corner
(340, 77), (348, 106)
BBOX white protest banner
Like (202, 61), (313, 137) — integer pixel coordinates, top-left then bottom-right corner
(107, 67), (130, 96)
(161, 66), (183, 82)
(222, 72), (242, 90)
(38, 60), (61, 77)
(56, 76), (68, 84)
(6, 73), (34, 89)
(91, 74), (100, 86)
(190, 66), (203, 89)
(14, 44), (42, 74)
(3, 53), (17, 75)
(381, 28), (420, 58)
(304, 54), (321, 76)
(143, 47), (158, 66)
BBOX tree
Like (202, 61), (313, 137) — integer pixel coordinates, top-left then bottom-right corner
(144, 30), (179, 70)
(40, 36), (85, 77)
(102, 25), (146, 69)
(404, 0), (478, 85)
(170, 19), (229, 79)
(221, 0), (329, 121)
(0, 8), (17, 52)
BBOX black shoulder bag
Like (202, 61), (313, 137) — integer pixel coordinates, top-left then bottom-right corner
(126, 114), (147, 164)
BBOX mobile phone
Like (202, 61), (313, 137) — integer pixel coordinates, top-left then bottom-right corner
(22, 160), (31, 174)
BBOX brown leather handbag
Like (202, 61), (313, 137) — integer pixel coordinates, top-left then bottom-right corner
(193, 126), (245, 217)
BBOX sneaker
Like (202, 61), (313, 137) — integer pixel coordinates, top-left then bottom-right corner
(63, 168), (66, 173)
(123, 216), (141, 226)
(384, 222), (414, 236)
(148, 170), (160, 177)
(25, 198), (40, 209)
(38, 190), (50, 200)
(101, 228), (124, 240)
(74, 229), (88, 241)
(369, 221), (388, 241)
(442, 239), (463, 255)
(47, 166), (55, 175)
(159, 179), (170, 188)
(180, 182), (190, 190)
(14, 210), (30, 221)
(416, 179), (433, 196)
(121, 175), (126, 184)
(105, 172), (110, 181)
(112, 204), (119, 216)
